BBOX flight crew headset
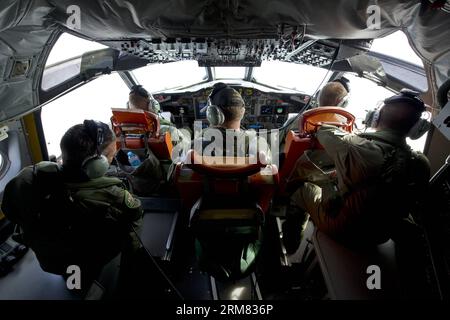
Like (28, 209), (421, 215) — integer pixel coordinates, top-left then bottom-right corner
(205, 83), (245, 126)
(336, 93), (350, 108)
(333, 77), (351, 108)
(127, 85), (161, 113)
(364, 89), (431, 140)
(81, 119), (184, 299)
(81, 120), (110, 179)
(78, 120), (183, 298)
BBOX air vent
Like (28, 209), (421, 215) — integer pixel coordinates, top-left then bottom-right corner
(10, 59), (31, 77)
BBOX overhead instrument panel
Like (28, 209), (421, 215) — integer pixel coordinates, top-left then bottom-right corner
(114, 38), (339, 67)
(103, 23), (373, 68)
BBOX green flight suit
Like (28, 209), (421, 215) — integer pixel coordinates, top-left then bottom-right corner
(289, 125), (430, 245)
(2, 161), (143, 288)
(64, 175), (143, 253)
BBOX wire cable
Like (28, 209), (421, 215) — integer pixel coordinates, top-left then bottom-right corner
(131, 225), (184, 300)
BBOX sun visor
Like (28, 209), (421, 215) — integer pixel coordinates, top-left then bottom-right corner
(333, 51), (428, 93)
(333, 54), (387, 83)
(80, 49), (116, 73)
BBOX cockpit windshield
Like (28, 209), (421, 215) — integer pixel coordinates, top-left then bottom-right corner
(253, 61), (331, 94)
(214, 67), (245, 79)
(133, 61), (207, 92)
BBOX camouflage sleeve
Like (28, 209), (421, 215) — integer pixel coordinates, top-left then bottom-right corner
(316, 124), (353, 158)
(108, 186), (143, 223)
(121, 189), (144, 222)
(104, 187), (143, 252)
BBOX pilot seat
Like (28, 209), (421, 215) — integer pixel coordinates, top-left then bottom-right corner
(174, 150), (279, 281)
(110, 108), (173, 161)
(278, 107), (355, 195)
(277, 108), (405, 299)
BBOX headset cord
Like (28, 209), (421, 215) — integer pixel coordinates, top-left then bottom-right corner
(130, 225), (184, 300)
(111, 155), (182, 298)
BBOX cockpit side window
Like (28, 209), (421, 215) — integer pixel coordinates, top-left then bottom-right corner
(343, 73), (430, 152)
(41, 73), (129, 158)
(371, 31), (424, 67)
(0, 147), (9, 184)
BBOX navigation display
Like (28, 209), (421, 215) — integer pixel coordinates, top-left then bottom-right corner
(260, 105), (273, 115)
(196, 101), (208, 119)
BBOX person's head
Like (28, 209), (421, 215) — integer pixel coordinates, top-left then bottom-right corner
(318, 82), (349, 107)
(375, 90), (427, 137)
(60, 120), (116, 177)
(128, 85), (160, 113)
(206, 82), (245, 129)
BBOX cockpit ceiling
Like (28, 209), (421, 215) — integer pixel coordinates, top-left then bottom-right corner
(47, 0), (449, 71)
(0, 0), (449, 123)
(43, 1), (447, 41)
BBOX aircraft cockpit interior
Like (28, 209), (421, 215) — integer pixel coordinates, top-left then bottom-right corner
(0, 0), (449, 307)
(155, 85), (311, 131)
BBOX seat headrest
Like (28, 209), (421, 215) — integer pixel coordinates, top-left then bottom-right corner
(111, 108), (160, 136)
(185, 149), (267, 178)
(298, 107), (355, 135)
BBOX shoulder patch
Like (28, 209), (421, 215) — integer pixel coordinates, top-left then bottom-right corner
(124, 190), (139, 209)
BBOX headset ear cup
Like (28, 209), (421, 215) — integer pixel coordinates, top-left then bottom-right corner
(407, 119), (431, 140)
(371, 109), (380, 128)
(337, 94), (350, 108)
(364, 109), (380, 129)
(206, 105), (225, 126)
(217, 108), (225, 125)
(363, 111), (372, 128)
(206, 106), (216, 125)
(83, 155), (109, 179)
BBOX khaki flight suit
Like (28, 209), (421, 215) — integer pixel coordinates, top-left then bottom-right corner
(193, 127), (272, 163)
(289, 125), (430, 245)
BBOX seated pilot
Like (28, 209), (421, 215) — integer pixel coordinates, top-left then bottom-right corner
(317, 79), (350, 108)
(299, 79), (352, 172)
(192, 82), (271, 163)
(128, 85), (191, 161)
(283, 90), (430, 253)
(2, 120), (143, 291)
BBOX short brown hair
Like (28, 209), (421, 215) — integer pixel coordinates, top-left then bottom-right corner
(210, 84), (245, 122)
(318, 82), (348, 106)
(129, 92), (150, 111)
(379, 102), (422, 134)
